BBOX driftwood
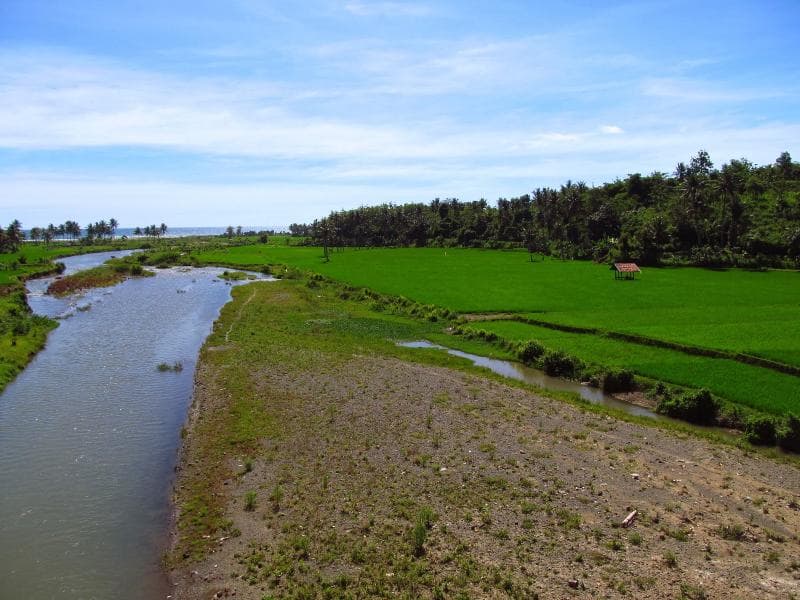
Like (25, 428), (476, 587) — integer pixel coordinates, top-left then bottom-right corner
(622, 510), (638, 528)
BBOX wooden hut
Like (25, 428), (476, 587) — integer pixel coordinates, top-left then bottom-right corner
(613, 262), (641, 280)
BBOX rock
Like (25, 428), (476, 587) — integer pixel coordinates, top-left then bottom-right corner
(568, 579), (579, 589)
(632, 473), (640, 480)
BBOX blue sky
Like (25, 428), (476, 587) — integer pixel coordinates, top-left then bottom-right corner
(1, 0), (798, 227)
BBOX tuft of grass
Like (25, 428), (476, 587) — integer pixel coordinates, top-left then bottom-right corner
(243, 490), (257, 512)
(410, 506), (436, 557)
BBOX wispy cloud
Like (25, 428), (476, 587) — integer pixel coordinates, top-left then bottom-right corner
(342, 1), (435, 17)
(641, 77), (789, 103)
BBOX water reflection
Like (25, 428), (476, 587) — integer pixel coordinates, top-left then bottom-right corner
(398, 340), (658, 419)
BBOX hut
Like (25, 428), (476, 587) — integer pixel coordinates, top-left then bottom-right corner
(613, 262), (641, 280)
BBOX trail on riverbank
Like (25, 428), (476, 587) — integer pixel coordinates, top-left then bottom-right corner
(171, 280), (800, 599)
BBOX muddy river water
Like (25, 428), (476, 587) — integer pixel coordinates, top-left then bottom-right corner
(0, 252), (269, 599)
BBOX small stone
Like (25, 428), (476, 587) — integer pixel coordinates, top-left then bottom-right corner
(568, 579), (579, 589)
(632, 473), (640, 480)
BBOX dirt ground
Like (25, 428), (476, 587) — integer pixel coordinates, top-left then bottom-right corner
(170, 283), (800, 600)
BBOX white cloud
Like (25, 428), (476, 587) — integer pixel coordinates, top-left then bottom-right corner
(599, 125), (623, 134)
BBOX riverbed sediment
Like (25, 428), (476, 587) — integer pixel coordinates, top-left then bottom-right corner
(171, 280), (800, 599)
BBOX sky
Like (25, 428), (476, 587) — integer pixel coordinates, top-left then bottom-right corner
(1, 0), (798, 227)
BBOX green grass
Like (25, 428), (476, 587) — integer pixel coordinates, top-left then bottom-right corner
(470, 320), (800, 415)
(0, 287), (57, 393)
(185, 245), (800, 415)
(193, 246), (800, 364)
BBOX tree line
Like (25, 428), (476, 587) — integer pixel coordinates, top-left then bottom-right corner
(133, 224), (168, 238)
(1, 219), (172, 252)
(300, 151), (800, 266)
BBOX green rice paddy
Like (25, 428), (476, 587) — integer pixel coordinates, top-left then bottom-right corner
(192, 245), (800, 415)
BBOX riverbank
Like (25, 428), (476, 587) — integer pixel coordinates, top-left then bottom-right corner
(170, 280), (800, 599)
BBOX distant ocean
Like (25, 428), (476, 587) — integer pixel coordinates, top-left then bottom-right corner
(23, 226), (288, 239)
(115, 226), (287, 238)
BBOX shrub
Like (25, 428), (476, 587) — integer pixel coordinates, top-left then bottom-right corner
(717, 523), (746, 541)
(601, 369), (635, 393)
(743, 415), (777, 446)
(517, 340), (545, 363)
(656, 389), (718, 425)
(776, 414), (800, 452)
(244, 490), (257, 511)
(541, 349), (580, 377)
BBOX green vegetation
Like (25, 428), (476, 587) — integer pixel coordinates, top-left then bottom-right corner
(0, 287), (57, 392)
(304, 151), (800, 267)
(218, 270), (257, 281)
(461, 319), (800, 417)
(192, 245), (800, 363)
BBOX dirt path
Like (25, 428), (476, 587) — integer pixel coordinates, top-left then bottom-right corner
(170, 282), (800, 599)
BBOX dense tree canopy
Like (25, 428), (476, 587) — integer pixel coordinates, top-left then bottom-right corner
(302, 151), (800, 266)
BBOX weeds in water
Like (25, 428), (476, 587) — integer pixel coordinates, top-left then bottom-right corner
(157, 361), (184, 372)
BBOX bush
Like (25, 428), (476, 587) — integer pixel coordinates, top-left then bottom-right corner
(776, 414), (800, 452)
(656, 389), (718, 425)
(517, 340), (545, 364)
(541, 349), (580, 377)
(743, 415), (777, 446)
(601, 369), (635, 393)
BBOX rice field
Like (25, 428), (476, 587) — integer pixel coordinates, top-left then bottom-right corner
(191, 244), (800, 414)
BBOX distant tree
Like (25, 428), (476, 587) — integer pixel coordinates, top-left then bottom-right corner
(776, 151), (793, 179)
(225, 226), (235, 239)
(235, 225), (243, 237)
(133, 226), (142, 236)
(5, 220), (23, 251)
(109, 218), (118, 239)
(159, 223), (167, 237)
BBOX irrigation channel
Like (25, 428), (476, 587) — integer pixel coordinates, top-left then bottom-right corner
(0, 251), (271, 600)
(398, 341), (659, 419)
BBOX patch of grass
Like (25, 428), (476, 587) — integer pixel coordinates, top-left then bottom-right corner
(243, 490), (257, 511)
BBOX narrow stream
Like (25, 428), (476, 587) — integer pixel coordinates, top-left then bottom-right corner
(398, 340), (659, 419)
(0, 252), (270, 599)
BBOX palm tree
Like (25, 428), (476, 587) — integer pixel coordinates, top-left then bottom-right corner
(6, 220), (23, 251)
(159, 223), (168, 237)
(109, 218), (118, 239)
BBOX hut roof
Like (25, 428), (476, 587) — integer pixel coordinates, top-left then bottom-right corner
(613, 262), (641, 273)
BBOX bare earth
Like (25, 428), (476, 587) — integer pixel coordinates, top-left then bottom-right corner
(171, 286), (800, 600)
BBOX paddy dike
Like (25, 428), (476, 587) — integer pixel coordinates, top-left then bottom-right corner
(171, 281), (800, 599)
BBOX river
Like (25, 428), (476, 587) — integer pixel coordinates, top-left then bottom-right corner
(0, 251), (270, 600)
